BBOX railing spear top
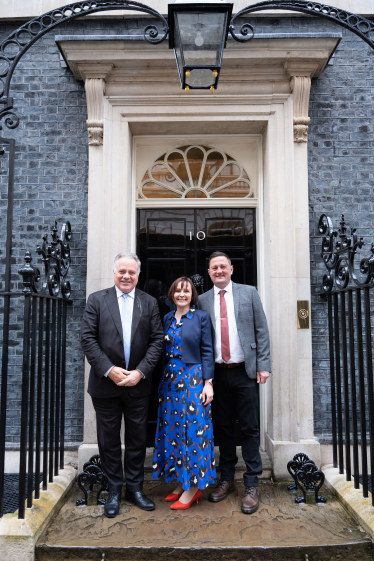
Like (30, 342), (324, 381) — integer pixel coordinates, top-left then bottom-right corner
(318, 213), (374, 293)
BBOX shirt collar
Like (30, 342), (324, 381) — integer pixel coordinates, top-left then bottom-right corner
(171, 307), (195, 321)
(214, 281), (232, 295)
(115, 285), (136, 299)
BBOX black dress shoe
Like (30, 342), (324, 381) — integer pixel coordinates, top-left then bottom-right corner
(125, 490), (155, 511)
(104, 492), (121, 518)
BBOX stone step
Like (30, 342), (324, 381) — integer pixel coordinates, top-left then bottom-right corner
(144, 447), (273, 480)
(36, 481), (373, 561)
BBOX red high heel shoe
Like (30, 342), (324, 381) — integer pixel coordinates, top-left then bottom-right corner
(170, 489), (202, 510)
(165, 491), (183, 502)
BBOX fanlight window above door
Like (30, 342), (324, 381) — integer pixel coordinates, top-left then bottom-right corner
(138, 145), (253, 199)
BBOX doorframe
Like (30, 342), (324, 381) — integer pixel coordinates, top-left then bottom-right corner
(132, 134), (267, 450)
(80, 93), (320, 477)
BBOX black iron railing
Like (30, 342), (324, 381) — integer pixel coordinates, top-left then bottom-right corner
(0, 213), (72, 518)
(318, 214), (374, 503)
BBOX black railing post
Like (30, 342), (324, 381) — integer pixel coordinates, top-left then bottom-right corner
(356, 289), (368, 497)
(348, 290), (359, 489)
(34, 297), (44, 500)
(340, 291), (351, 481)
(327, 294), (337, 468)
(60, 301), (67, 470)
(54, 300), (62, 477)
(364, 287), (374, 506)
(0, 138), (16, 518)
(18, 295), (32, 519)
(0, 291), (11, 518)
(49, 300), (56, 484)
(334, 293), (344, 473)
(43, 298), (50, 491)
(27, 296), (37, 509)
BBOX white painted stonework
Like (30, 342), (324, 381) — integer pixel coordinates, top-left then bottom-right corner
(54, 32), (341, 477)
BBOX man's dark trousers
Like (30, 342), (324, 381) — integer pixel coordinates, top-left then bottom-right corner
(213, 363), (261, 488)
(92, 391), (150, 493)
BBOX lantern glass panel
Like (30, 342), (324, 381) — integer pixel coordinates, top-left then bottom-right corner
(174, 11), (226, 68)
(186, 68), (214, 87)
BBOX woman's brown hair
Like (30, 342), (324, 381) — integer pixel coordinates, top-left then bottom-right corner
(168, 277), (198, 306)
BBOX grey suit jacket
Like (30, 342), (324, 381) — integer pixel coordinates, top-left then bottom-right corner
(198, 282), (271, 379)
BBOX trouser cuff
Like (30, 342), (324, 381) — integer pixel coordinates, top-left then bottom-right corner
(244, 477), (259, 488)
(125, 483), (142, 492)
(220, 471), (235, 482)
(108, 485), (123, 494)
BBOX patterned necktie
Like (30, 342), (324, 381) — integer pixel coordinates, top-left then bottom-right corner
(121, 293), (132, 369)
(219, 290), (231, 362)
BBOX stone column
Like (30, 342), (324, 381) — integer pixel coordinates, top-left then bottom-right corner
(290, 74), (315, 447)
(266, 65), (321, 477)
(78, 66), (113, 469)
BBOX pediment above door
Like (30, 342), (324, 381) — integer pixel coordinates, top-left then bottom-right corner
(56, 32), (341, 96)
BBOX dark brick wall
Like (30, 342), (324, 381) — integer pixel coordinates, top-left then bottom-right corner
(308, 27), (374, 443)
(0, 21), (89, 445)
(0, 14), (373, 446)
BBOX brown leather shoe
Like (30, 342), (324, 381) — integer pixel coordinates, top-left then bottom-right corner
(208, 480), (236, 503)
(242, 486), (259, 514)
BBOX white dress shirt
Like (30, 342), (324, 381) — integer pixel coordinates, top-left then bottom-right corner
(213, 281), (245, 364)
(104, 286), (136, 377)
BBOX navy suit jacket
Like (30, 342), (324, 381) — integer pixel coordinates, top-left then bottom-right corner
(81, 286), (164, 398)
(163, 309), (214, 380)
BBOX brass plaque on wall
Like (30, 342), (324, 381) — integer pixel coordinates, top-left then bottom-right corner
(297, 300), (309, 329)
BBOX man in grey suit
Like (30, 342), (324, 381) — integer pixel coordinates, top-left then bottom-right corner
(198, 251), (271, 514)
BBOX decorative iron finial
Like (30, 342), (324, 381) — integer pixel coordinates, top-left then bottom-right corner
(19, 221), (72, 299)
(18, 251), (40, 294)
(318, 213), (374, 292)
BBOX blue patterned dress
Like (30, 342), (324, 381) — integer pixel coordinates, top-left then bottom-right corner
(152, 308), (216, 490)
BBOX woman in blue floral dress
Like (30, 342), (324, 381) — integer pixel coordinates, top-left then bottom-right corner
(152, 277), (216, 509)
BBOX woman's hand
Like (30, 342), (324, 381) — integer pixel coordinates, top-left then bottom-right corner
(202, 380), (213, 406)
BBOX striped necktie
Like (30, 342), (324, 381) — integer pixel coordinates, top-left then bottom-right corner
(121, 293), (132, 369)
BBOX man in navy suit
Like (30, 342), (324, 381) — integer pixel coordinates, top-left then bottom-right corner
(199, 251), (271, 514)
(81, 253), (163, 517)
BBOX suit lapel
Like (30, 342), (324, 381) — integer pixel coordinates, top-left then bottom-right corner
(131, 288), (143, 344)
(106, 286), (123, 344)
(232, 282), (240, 325)
(207, 289), (216, 337)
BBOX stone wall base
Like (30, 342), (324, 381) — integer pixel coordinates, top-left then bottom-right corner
(323, 464), (374, 542)
(266, 434), (321, 479)
(0, 465), (76, 561)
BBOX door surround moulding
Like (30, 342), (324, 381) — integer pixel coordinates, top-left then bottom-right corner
(80, 86), (318, 479)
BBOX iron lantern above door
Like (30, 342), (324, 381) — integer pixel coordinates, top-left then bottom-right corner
(168, 3), (233, 92)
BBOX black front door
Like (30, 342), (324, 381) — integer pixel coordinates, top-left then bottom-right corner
(137, 208), (256, 445)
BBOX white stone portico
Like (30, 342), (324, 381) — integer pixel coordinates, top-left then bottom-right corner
(56, 32), (340, 478)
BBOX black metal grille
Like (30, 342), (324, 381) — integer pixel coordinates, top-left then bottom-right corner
(318, 214), (374, 504)
(3, 474), (43, 515)
(0, 138), (73, 519)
